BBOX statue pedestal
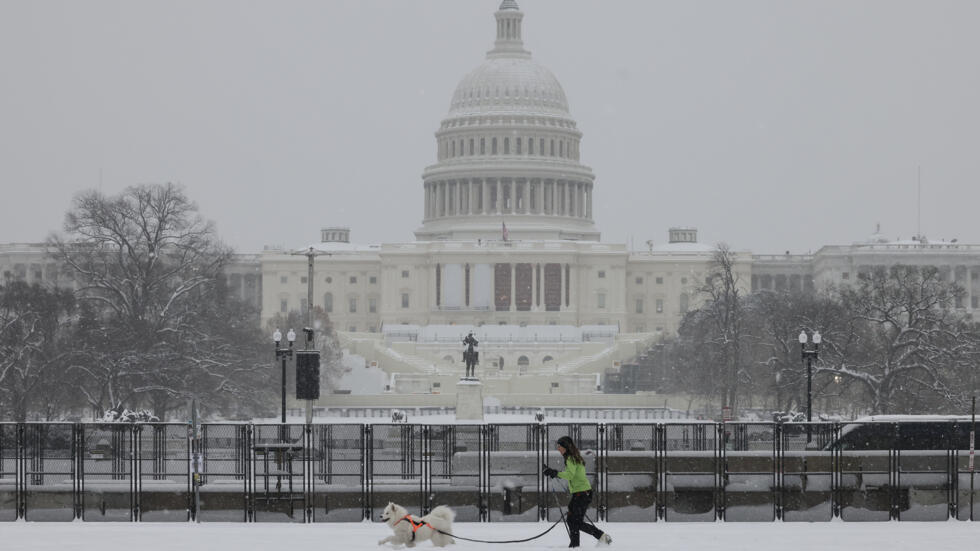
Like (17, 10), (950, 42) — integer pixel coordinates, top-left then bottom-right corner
(455, 378), (484, 421)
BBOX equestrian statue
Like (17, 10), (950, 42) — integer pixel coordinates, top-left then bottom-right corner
(462, 331), (479, 379)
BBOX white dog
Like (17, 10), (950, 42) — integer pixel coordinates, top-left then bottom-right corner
(378, 502), (456, 548)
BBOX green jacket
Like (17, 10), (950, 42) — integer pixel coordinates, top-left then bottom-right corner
(556, 456), (591, 493)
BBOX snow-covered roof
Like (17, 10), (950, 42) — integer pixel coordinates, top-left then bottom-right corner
(645, 242), (716, 254)
(301, 242), (381, 253)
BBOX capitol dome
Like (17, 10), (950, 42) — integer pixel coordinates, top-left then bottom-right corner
(416, 1), (600, 243)
(448, 57), (570, 118)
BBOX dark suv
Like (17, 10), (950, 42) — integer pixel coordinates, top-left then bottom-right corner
(827, 415), (977, 450)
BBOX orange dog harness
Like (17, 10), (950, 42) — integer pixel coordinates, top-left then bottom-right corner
(396, 514), (434, 541)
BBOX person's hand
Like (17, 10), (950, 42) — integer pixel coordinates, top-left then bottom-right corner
(542, 463), (558, 478)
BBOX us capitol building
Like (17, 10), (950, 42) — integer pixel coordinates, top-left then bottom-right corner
(3, 2), (979, 405)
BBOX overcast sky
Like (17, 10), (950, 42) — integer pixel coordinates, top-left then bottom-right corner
(1, 0), (978, 254)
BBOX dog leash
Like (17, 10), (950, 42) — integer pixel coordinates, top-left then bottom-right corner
(434, 517), (564, 544)
(432, 485), (570, 544)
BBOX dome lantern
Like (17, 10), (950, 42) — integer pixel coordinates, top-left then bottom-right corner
(490, 1), (529, 58)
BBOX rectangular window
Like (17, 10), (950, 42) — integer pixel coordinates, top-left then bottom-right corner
(656, 299), (663, 313)
(681, 277), (687, 284)
(656, 277), (663, 284)
(349, 276), (357, 284)
(515, 263), (532, 311)
(494, 263), (511, 311)
(300, 276), (307, 284)
(349, 326), (356, 332)
(369, 276), (377, 284)
(635, 276), (643, 285)
(528, 138), (534, 155)
(349, 297), (357, 313)
(280, 276), (288, 284)
(598, 270), (606, 278)
(480, 138), (486, 155)
(280, 299), (288, 313)
(972, 296), (978, 309)
(842, 272), (850, 280)
(504, 137), (510, 154)
(544, 263), (562, 311)
(401, 293), (410, 308)
(402, 270), (410, 278)
(635, 299), (643, 314)
(597, 293), (606, 309)
(369, 297), (377, 313)
(516, 138), (522, 154)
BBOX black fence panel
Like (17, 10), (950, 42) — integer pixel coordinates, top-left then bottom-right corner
(0, 423), (17, 521)
(251, 424), (306, 522)
(22, 423), (77, 521)
(368, 424), (424, 520)
(433, 424), (482, 522)
(311, 424), (364, 522)
(137, 424), (191, 521)
(722, 423), (776, 521)
(662, 422), (719, 521)
(486, 424), (541, 522)
(197, 424), (250, 522)
(80, 423), (135, 521)
(779, 423), (836, 522)
(603, 424), (658, 522)
(837, 422), (893, 521)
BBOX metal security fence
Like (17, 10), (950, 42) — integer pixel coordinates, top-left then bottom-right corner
(0, 421), (976, 522)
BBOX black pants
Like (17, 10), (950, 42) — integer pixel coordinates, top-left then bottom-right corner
(566, 491), (603, 547)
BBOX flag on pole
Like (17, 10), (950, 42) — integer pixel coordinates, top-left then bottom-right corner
(502, 221), (509, 241)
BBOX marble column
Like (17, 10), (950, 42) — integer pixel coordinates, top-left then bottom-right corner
(510, 262), (516, 312)
(586, 184), (593, 219)
(496, 179), (502, 214)
(522, 179), (531, 214)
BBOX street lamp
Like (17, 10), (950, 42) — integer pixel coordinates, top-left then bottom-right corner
(274, 328), (296, 423)
(798, 329), (821, 443)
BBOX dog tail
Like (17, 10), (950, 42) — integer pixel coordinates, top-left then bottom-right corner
(427, 505), (456, 523)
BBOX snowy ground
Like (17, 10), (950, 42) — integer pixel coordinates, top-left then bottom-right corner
(2, 521), (977, 550)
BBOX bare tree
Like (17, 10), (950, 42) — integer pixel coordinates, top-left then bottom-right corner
(836, 265), (978, 413)
(0, 281), (76, 421)
(49, 183), (267, 418)
(698, 244), (747, 415)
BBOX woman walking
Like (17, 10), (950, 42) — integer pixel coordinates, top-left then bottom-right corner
(543, 436), (612, 548)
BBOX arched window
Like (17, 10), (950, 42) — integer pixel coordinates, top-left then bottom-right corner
(518, 356), (529, 374)
(323, 292), (333, 313)
(542, 355), (554, 364)
(442, 355), (455, 365)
